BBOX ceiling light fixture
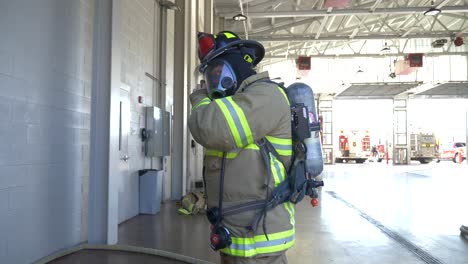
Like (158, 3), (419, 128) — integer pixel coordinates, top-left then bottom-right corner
(424, 0), (441, 16)
(381, 42), (391, 53)
(233, 13), (247, 21)
(159, 0), (180, 11)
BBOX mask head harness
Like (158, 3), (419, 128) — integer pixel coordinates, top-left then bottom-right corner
(197, 31), (264, 98)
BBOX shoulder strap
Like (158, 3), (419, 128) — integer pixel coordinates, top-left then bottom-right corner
(241, 77), (287, 92)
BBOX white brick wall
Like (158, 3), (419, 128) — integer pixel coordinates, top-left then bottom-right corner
(0, 0), (93, 263)
(163, 10), (175, 201)
(117, 0), (156, 222)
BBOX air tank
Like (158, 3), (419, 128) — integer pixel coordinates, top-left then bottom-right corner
(287, 82), (324, 177)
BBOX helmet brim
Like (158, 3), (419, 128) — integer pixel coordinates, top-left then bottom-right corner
(199, 40), (265, 72)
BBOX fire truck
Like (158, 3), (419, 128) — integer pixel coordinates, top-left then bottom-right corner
(436, 141), (465, 163)
(410, 133), (437, 164)
(375, 144), (387, 162)
(335, 130), (370, 163)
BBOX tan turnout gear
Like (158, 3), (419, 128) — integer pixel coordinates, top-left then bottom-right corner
(188, 72), (295, 258)
(178, 191), (206, 215)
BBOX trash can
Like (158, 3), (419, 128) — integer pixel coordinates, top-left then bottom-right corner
(138, 169), (163, 214)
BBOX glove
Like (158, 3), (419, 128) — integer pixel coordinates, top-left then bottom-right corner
(193, 80), (207, 93)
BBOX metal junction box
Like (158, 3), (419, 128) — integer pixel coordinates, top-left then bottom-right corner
(145, 107), (171, 157)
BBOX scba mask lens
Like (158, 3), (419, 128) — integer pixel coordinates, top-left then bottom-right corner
(204, 60), (237, 99)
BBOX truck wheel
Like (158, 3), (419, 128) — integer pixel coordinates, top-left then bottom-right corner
(453, 153), (458, 163)
(377, 158), (383, 163)
(356, 159), (365, 164)
(419, 159), (430, 164)
(335, 158), (343, 163)
(461, 225), (468, 236)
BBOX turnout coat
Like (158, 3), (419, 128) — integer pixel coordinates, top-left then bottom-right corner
(188, 72), (295, 257)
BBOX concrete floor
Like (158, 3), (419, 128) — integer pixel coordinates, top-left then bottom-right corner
(50, 161), (468, 264)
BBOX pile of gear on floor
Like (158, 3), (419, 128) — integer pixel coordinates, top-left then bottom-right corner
(177, 191), (206, 215)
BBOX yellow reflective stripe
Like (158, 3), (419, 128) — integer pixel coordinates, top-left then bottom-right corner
(220, 229), (295, 257)
(275, 157), (286, 184)
(205, 149), (238, 159)
(265, 136), (291, 145)
(193, 101), (209, 110)
(192, 97), (210, 110)
(215, 99), (243, 148)
(224, 32), (236, 38)
(225, 97), (253, 145)
(205, 145), (259, 159)
(288, 202), (295, 215)
(277, 149), (292, 156)
(222, 241), (295, 257)
(277, 87), (289, 106)
(283, 202), (295, 226)
(269, 153), (282, 186)
(244, 144), (259, 150)
(265, 136), (293, 156)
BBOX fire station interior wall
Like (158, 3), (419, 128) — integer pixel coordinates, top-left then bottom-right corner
(116, 0), (159, 223)
(164, 9), (175, 201)
(173, 0), (208, 199)
(186, 0), (198, 195)
(114, 0), (181, 209)
(0, 0), (93, 263)
(262, 55), (468, 94)
(172, 0), (213, 199)
(172, 0), (187, 200)
(187, 0), (211, 193)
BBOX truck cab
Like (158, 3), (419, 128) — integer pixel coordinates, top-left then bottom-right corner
(410, 133), (437, 164)
(335, 130), (368, 163)
(438, 142), (466, 163)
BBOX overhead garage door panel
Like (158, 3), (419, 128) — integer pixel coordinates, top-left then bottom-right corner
(417, 82), (468, 97)
(336, 83), (421, 99)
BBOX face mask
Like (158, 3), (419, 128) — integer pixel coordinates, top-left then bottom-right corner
(203, 59), (237, 99)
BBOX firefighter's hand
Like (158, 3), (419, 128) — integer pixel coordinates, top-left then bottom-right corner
(193, 80), (207, 93)
(191, 81), (208, 98)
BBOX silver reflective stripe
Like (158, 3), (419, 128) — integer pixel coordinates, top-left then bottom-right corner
(272, 158), (284, 183)
(270, 142), (291, 152)
(221, 98), (248, 146)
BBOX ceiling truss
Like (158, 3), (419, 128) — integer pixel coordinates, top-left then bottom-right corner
(216, 0), (468, 61)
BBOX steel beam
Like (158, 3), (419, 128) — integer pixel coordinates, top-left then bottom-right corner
(218, 6), (468, 18)
(316, 16), (329, 39)
(250, 31), (468, 42)
(263, 51), (468, 59)
(370, 0), (383, 12)
(437, 0), (453, 9)
(252, 18), (318, 34)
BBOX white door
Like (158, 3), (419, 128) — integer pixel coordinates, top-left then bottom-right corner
(118, 89), (138, 223)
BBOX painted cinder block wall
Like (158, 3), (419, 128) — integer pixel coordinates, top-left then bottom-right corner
(117, 0), (155, 223)
(0, 0), (93, 263)
(0, 0), (210, 261)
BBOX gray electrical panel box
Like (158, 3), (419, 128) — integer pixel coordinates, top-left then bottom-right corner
(145, 107), (171, 156)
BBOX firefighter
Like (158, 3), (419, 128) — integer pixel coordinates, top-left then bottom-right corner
(188, 31), (294, 263)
